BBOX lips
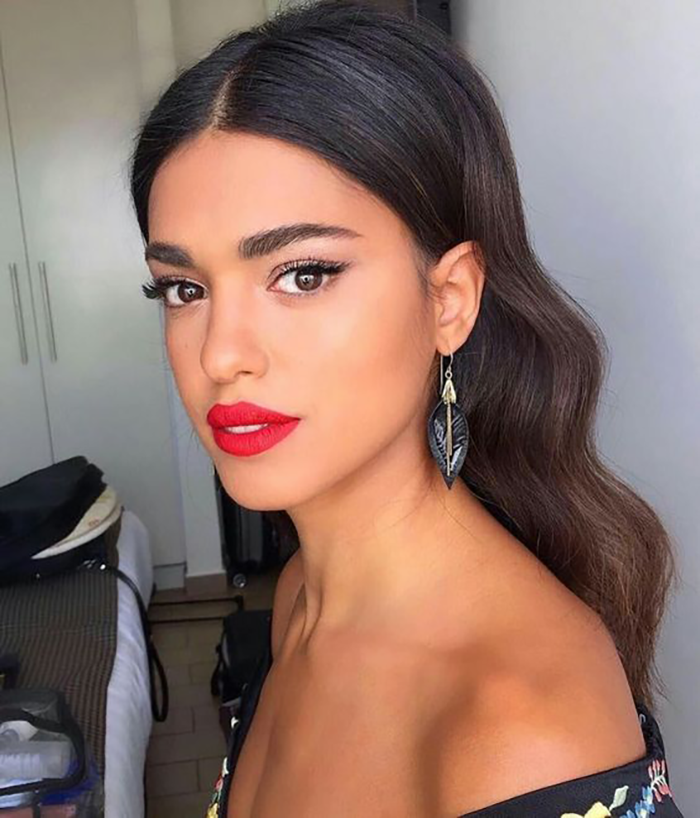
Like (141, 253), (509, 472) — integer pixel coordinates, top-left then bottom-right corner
(206, 401), (301, 457)
(207, 401), (299, 429)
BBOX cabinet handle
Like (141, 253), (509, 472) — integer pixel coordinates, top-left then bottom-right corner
(9, 262), (29, 364)
(38, 261), (58, 362)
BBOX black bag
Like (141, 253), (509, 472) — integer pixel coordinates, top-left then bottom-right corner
(0, 534), (113, 586)
(210, 597), (271, 736)
(0, 688), (104, 815)
(0, 457), (106, 577)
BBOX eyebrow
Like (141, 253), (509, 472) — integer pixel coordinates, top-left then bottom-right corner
(144, 223), (362, 268)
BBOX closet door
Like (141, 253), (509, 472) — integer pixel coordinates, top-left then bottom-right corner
(0, 47), (52, 488)
(0, 0), (185, 567)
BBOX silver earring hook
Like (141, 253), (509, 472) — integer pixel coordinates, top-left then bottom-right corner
(439, 351), (454, 392)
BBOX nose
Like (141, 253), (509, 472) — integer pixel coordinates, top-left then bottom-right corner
(199, 285), (266, 384)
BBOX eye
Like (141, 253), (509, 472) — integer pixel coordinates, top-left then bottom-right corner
(141, 258), (350, 308)
(141, 276), (205, 309)
(271, 258), (349, 297)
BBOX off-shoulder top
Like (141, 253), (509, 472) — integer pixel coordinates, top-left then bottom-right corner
(206, 638), (685, 818)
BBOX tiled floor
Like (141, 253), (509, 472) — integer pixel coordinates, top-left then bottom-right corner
(145, 571), (279, 818)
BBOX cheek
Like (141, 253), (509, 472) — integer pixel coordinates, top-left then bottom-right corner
(163, 319), (205, 411)
(164, 322), (188, 377)
(295, 269), (433, 460)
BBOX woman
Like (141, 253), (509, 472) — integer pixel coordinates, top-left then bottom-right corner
(129, 1), (685, 815)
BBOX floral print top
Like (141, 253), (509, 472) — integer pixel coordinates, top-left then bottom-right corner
(207, 640), (684, 817)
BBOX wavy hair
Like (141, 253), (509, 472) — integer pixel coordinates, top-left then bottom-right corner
(128, 0), (680, 709)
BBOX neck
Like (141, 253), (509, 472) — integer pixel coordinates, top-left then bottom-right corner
(285, 435), (492, 647)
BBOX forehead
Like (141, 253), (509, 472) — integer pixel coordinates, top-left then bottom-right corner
(147, 129), (398, 244)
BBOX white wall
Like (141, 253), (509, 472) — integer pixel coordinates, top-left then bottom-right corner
(453, 0), (699, 801)
(169, 0), (313, 68)
(170, 0), (267, 67)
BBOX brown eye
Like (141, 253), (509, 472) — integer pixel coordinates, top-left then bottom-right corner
(141, 276), (206, 309)
(175, 282), (202, 304)
(295, 269), (324, 292)
(272, 259), (349, 297)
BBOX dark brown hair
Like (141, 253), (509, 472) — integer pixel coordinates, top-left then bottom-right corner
(129, 0), (681, 709)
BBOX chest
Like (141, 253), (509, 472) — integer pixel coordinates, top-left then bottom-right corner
(224, 657), (436, 818)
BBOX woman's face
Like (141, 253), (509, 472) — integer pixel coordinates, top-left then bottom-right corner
(146, 129), (440, 511)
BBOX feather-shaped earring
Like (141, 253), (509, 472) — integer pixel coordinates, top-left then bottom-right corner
(427, 352), (469, 490)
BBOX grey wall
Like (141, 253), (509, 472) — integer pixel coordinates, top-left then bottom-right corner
(453, 0), (700, 801)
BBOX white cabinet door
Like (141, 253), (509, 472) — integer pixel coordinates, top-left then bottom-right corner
(0, 0), (185, 567)
(0, 48), (53, 488)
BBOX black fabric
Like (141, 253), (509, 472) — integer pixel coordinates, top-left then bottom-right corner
(213, 635), (686, 817)
(0, 456), (106, 572)
(210, 597), (272, 709)
(216, 635), (272, 818)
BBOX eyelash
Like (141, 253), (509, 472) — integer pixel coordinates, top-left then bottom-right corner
(141, 258), (349, 310)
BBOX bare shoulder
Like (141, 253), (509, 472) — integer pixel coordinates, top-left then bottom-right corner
(270, 549), (304, 660)
(418, 598), (647, 816)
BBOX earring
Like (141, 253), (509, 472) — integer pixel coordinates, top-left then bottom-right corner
(427, 351), (469, 490)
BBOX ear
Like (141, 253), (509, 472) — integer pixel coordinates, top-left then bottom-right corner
(429, 240), (485, 355)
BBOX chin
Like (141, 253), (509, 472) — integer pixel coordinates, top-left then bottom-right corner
(214, 464), (303, 513)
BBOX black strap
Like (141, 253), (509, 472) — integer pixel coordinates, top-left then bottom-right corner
(81, 560), (169, 723)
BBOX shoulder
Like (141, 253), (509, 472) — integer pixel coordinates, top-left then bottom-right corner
(270, 549), (304, 661)
(418, 616), (647, 815)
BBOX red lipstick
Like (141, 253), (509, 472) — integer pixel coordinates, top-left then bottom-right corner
(206, 401), (301, 457)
